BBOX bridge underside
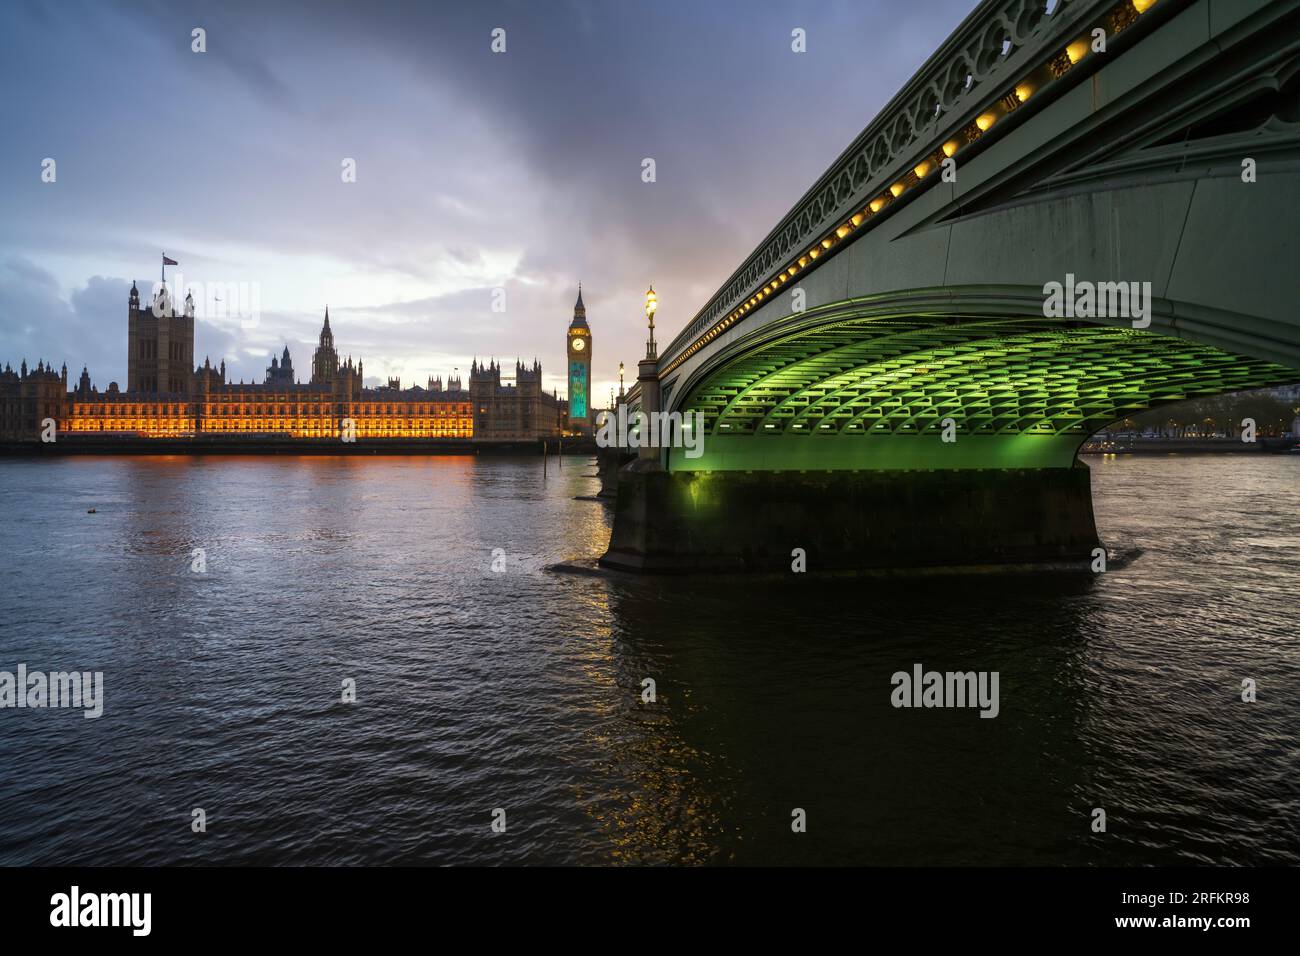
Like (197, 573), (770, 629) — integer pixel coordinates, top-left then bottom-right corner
(666, 310), (1296, 472)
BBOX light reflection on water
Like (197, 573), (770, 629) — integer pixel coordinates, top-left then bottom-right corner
(0, 453), (1296, 865)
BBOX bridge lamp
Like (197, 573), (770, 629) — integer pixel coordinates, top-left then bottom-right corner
(1132, 0), (1157, 11)
(975, 111), (998, 131)
(645, 286), (658, 358)
(942, 139), (960, 158)
(914, 160), (932, 178)
(1014, 82), (1035, 103)
(1065, 39), (1090, 64)
(890, 182), (905, 197)
(870, 198), (885, 213)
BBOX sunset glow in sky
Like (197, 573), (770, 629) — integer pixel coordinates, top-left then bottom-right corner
(0, 0), (974, 400)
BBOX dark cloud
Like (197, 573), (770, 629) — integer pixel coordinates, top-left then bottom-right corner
(0, 260), (127, 382)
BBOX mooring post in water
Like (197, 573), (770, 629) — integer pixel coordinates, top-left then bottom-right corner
(542, 440), (547, 478)
(558, 434), (563, 469)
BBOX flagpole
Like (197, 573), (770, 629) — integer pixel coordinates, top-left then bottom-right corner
(161, 252), (165, 287)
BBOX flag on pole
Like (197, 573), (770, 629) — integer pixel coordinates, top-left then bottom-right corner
(162, 255), (178, 266)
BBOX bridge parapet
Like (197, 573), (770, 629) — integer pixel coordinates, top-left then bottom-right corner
(660, 0), (1172, 375)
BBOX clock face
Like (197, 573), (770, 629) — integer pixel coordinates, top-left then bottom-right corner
(571, 337), (585, 351)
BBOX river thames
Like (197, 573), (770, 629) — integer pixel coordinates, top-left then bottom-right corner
(0, 454), (1296, 865)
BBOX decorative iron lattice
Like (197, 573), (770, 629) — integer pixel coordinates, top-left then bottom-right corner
(681, 316), (1295, 437)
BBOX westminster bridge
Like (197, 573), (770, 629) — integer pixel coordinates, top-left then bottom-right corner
(601, 0), (1300, 573)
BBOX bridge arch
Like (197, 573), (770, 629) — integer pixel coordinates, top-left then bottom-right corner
(662, 288), (1297, 472)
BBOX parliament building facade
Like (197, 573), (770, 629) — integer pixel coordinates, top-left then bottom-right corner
(0, 277), (590, 443)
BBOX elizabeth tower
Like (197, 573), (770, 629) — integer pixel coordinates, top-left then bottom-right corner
(566, 286), (592, 435)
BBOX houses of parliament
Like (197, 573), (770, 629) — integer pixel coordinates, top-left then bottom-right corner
(0, 277), (596, 443)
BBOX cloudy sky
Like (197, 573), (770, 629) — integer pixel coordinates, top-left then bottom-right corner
(0, 0), (974, 399)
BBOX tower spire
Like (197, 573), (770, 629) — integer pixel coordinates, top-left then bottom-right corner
(570, 285), (589, 329)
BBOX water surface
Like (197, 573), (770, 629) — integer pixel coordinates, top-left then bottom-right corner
(0, 453), (1296, 865)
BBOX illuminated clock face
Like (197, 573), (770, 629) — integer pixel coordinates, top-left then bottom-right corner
(571, 337), (585, 351)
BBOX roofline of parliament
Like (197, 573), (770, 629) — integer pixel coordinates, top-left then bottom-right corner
(0, 277), (597, 443)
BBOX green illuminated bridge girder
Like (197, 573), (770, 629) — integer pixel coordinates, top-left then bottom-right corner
(626, 0), (1300, 475)
(665, 306), (1295, 471)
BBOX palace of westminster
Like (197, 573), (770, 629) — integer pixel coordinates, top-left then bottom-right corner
(0, 276), (598, 443)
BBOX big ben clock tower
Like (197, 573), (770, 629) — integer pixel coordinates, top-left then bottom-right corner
(567, 285), (592, 435)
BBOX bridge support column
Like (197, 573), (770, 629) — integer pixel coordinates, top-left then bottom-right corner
(596, 442), (634, 498)
(599, 464), (1101, 574)
(595, 395), (635, 499)
(635, 355), (662, 465)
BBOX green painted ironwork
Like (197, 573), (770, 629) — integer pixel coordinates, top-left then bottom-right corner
(668, 312), (1296, 471)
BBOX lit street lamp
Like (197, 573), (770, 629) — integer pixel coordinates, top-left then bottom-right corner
(645, 286), (657, 359)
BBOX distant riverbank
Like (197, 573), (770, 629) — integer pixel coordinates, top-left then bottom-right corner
(6, 435), (1294, 458)
(0, 436), (598, 456)
(1081, 437), (1298, 455)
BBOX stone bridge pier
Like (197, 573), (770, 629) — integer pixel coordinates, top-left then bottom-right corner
(595, 441), (634, 499)
(599, 463), (1102, 574)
